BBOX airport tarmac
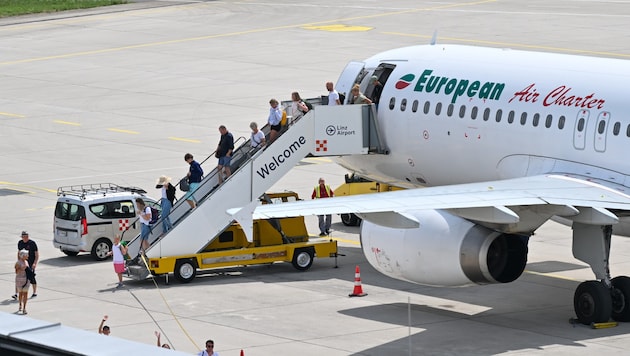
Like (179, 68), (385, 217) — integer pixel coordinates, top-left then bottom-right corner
(1, 0), (630, 354)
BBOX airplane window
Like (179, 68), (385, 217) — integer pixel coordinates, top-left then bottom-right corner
(597, 120), (606, 134)
(471, 106), (478, 120)
(558, 115), (565, 129)
(447, 104), (454, 117)
(483, 108), (490, 121)
(577, 118), (585, 131)
(507, 111), (515, 124)
(423, 101), (430, 114)
(613, 122), (620, 136)
(495, 109), (502, 122)
(626, 124), (630, 137)
(459, 105), (466, 118)
(532, 113), (540, 127)
(389, 97), (396, 110)
(401, 98), (407, 112)
(545, 114), (553, 128)
(435, 102), (442, 116)
(520, 112), (527, 125)
(412, 100), (418, 113)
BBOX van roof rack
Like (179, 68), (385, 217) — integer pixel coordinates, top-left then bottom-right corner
(57, 183), (147, 199)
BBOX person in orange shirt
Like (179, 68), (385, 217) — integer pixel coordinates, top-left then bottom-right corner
(311, 178), (334, 236)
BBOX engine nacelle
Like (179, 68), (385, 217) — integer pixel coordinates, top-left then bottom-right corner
(360, 209), (528, 287)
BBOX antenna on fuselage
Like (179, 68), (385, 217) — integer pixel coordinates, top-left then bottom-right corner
(430, 30), (437, 45)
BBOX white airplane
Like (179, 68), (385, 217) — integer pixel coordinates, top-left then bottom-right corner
(251, 44), (630, 325)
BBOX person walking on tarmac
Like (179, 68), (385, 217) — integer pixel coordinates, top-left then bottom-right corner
(311, 178), (334, 236)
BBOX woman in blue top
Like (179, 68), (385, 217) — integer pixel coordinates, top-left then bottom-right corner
(184, 153), (204, 209)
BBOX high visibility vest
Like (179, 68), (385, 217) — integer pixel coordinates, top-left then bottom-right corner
(314, 185), (332, 198)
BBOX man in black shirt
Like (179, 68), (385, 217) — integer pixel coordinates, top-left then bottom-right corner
(17, 231), (39, 298)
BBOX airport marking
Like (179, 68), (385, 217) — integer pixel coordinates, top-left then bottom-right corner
(168, 136), (201, 143)
(54, 120), (81, 126)
(108, 128), (139, 135)
(0, 181), (56, 194)
(0, 111), (25, 118)
(303, 24), (372, 32)
(524, 269), (581, 282)
(0, 0), (497, 66)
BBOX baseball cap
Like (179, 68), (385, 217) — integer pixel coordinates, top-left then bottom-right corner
(21, 231), (28, 236)
(370, 75), (378, 82)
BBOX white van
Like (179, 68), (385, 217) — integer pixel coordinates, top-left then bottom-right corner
(53, 183), (160, 261)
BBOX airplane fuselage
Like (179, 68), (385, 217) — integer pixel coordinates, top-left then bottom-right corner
(335, 45), (630, 191)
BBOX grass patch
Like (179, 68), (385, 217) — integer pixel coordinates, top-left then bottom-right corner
(0, 0), (128, 18)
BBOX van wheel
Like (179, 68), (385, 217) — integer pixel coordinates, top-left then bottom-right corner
(341, 213), (361, 226)
(92, 238), (112, 261)
(62, 250), (79, 257)
(174, 259), (197, 283)
(292, 248), (314, 271)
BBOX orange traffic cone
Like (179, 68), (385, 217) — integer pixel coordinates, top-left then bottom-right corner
(349, 265), (367, 297)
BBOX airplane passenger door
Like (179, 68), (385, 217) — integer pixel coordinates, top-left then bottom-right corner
(336, 61), (365, 104)
(573, 110), (589, 150)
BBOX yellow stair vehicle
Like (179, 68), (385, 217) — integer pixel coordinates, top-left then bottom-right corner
(127, 192), (338, 283)
(334, 173), (405, 226)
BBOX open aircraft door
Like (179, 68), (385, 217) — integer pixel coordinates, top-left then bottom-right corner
(336, 61), (366, 104)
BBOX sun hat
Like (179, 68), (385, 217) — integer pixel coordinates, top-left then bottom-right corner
(156, 175), (171, 186)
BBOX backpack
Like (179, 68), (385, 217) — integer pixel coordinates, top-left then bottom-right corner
(149, 206), (159, 224)
(303, 100), (314, 111)
(166, 183), (176, 203)
(280, 110), (288, 126)
(338, 92), (345, 105)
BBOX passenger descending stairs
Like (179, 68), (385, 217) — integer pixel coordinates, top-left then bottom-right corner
(125, 103), (385, 279)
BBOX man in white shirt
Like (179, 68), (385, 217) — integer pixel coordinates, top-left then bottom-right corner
(326, 81), (341, 105)
(198, 339), (219, 356)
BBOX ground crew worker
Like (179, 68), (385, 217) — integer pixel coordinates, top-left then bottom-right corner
(311, 178), (334, 236)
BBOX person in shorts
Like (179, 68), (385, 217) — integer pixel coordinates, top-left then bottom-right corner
(107, 235), (127, 288)
(184, 153), (204, 209)
(267, 98), (282, 144)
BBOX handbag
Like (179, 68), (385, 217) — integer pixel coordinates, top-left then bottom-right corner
(179, 177), (190, 192)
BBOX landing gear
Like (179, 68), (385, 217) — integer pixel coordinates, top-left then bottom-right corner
(574, 280), (612, 324)
(571, 222), (630, 325)
(611, 276), (630, 322)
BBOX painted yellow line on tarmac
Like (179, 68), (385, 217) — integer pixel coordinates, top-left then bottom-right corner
(302, 157), (333, 164)
(53, 120), (81, 126)
(382, 32), (630, 59)
(108, 128), (139, 134)
(304, 24), (372, 32)
(0, 111), (25, 118)
(168, 137), (201, 143)
(0, 181), (56, 194)
(0, 0), (495, 66)
(329, 237), (360, 246)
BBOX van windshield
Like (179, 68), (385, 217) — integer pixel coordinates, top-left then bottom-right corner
(55, 202), (85, 221)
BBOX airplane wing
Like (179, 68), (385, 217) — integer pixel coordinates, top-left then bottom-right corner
(237, 174), (630, 229)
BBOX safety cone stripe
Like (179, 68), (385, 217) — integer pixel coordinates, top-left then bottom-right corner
(349, 265), (367, 297)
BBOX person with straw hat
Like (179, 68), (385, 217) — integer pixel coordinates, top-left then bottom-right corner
(156, 175), (175, 232)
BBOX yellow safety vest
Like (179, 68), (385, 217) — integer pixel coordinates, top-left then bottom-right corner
(314, 185), (332, 198)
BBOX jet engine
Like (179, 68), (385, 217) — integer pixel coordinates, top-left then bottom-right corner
(360, 209), (528, 287)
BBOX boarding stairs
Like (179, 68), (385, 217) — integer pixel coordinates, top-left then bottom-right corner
(124, 102), (385, 279)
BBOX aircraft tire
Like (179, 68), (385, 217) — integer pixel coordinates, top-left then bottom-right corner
(574, 280), (612, 325)
(611, 276), (630, 322)
(341, 213), (361, 226)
